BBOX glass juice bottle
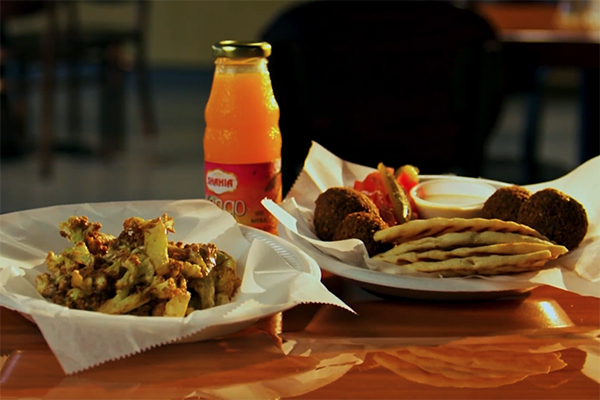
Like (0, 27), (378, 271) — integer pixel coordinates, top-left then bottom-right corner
(204, 41), (282, 235)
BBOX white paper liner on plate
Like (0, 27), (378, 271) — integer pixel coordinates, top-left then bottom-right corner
(0, 199), (353, 375)
(263, 141), (600, 297)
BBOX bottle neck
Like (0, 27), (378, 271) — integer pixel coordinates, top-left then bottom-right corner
(214, 57), (269, 74)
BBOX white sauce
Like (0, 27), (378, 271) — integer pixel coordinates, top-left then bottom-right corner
(424, 194), (486, 206)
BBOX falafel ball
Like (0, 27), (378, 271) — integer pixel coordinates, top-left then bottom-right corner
(517, 188), (588, 250)
(314, 187), (380, 241)
(481, 185), (531, 222)
(333, 212), (392, 256)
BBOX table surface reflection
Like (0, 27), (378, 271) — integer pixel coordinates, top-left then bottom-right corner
(2, 275), (599, 400)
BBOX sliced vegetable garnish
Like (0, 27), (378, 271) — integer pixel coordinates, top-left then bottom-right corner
(378, 162), (412, 225)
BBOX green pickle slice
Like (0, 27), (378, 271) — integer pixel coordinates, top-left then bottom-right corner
(378, 162), (412, 225)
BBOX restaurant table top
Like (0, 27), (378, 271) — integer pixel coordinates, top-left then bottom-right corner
(2, 272), (599, 400)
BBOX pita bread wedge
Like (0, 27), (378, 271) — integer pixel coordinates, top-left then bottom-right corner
(373, 231), (556, 255)
(374, 218), (547, 244)
(374, 242), (568, 264)
(371, 250), (554, 277)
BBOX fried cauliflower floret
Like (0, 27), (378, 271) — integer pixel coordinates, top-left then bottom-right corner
(187, 250), (240, 311)
(314, 187), (380, 241)
(517, 188), (589, 250)
(111, 214), (174, 277)
(481, 186), (531, 222)
(59, 216), (115, 255)
(59, 216), (103, 243)
(167, 242), (217, 279)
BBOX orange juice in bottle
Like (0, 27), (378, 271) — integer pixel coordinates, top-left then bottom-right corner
(204, 40), (282, 234)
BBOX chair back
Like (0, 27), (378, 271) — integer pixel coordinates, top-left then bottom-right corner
(260, 1), (504, 194)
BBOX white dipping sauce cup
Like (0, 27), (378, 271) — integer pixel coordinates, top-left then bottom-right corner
(409, 179), (496, 219)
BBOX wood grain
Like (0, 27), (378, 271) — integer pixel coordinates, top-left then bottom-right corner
(1, 281), (598, 400)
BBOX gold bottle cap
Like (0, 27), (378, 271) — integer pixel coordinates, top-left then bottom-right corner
(212, 40), (272, 59)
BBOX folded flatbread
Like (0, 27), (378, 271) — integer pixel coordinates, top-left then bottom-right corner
(374, 218), (548, 244)
(370, 218), (567, 277)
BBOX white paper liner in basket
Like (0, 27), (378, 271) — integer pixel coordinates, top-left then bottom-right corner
(0, 199), (353, 374)
(263, 141), (600, 297)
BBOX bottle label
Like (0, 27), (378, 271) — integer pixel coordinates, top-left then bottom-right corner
(204, 160), (282, 233)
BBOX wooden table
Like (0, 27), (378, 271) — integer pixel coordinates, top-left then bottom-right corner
(2, 275), (599, 400)
(475, 2), (600, 176)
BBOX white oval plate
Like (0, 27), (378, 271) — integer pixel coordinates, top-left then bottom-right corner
(279, 175), (541, 301)
(278, 226), (539, 301)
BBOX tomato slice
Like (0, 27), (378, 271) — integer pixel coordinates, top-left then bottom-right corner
(396, 165), (420, 192)
(354, 171), (388, 193)
(354, 164), (420, 225)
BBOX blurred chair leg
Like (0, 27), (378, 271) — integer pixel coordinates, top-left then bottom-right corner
(14, 57), (30, 153)
(99, 45), (112, 157)
(39, 4), (58, 179)
(130, 0), (157, 162)
(110, 44), (126, 152)
(580, 68), (599, 163)
(66, 1), (82, 148)
(523, 68), (545, 183)
(1, 51), (13, 157)
(54, 0), (93, 157)
(66, 46), (82, 149)
(134, 37), (157, 142)
(1, 28), (23, 159)
(99, 44), (126, 158)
